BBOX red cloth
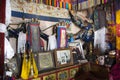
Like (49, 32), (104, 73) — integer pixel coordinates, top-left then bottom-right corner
(110, 63), (120, 80)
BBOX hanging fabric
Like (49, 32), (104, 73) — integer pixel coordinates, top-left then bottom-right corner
(28, 50), (38, 78)
(116, 10), (120, 24)
(21, 53), (29, 79)
(116, 9), (120, 50)
(59, 1), (62, 8)
(48, 34), (57, 50)
(52, 0), (54, 6)
(66, 2), (69, 9)
(27, 22), (41, 53)
(68, 3), (72, 10)
(54, 0), (56, 7)
(17, 32), (26, 53)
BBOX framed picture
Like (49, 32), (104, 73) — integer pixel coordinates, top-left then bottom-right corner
(58, 70), (69, 80)
(68, 42), (85, 64)
(57, 27), (67, 48)
(69, 67), (79, 79)
(38, 51), (55, 71)
(54, 48), (73, 68)
(43, 73), (56, 80)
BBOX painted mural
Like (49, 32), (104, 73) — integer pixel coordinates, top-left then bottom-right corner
(11, 0), (70, 19)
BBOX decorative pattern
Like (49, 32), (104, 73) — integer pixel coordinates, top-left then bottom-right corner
(11, 0), (70, 19)
(58, 70), (69, 80)
(43, 73), (56, 80)
(69, 67), (78, 79)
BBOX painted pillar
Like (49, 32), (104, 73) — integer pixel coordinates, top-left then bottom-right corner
(0, 0), (6, 23)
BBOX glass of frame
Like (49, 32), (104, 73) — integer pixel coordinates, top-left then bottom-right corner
(54, 48), (73, 68)
(68, 42), (85, 64)
(38, 51), (55, 71)
(57, 27), (67, 48)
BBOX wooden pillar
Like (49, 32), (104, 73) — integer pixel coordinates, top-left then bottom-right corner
(0, 33), (5, 80)
(0, 0), (6, 79)
(0, 0), (6, 23)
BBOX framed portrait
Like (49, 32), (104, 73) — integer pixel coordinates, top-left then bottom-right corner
(58, 70), (69, 80)
(54, 48), (73, 68)
(38, 51), (55, 71)
(69, 67), (79, 79)
(57, 27), (67, 48)
(68, 42), (85, 64)
(43, 73), (56, 80)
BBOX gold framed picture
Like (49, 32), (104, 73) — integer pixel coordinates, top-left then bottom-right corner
(58, 70), (69, 80)
(43, 73), (56, 80)
(38, 51), (55, 71)
(54, 48), (73, 68)
(69, 67), (79, 79)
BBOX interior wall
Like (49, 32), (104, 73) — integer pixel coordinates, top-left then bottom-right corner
(9, 0), (81, 53)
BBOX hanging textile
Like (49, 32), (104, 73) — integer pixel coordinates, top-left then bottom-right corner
(116, 10), (120, 24)
(60, 1), (62, 8)
(94, 7), (106, 30)
(17, 32), (26, 53)
(48, 34), (57, 50)
(94, 27), (108, 53)
(21, 53), (29, 79)
(116, 9), (120, 50)
(27, 22), (41, 53)
(28, 51), (38, 78)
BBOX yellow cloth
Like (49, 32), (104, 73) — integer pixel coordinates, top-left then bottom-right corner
(32, 53), (38, 78)
(60, 1), (62, 8)
(29, 52), (38, 78)
(116, 10), (120, 24)
(69, 3), (71, 10)
(21, 53), (29, 79)
(116, 36), (120, 50)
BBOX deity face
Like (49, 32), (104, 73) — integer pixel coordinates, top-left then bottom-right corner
(98, 56), (105, 65)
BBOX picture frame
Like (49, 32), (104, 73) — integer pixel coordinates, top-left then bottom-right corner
(69, 67), (79, 79)
(68, 42), (85, 64)
(43, 73), (56, 80)
(54, 48), (73, 68)
(38, 51), (55, 71)
(57, 26), (67, 48)
(57, 70), (69, 80)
